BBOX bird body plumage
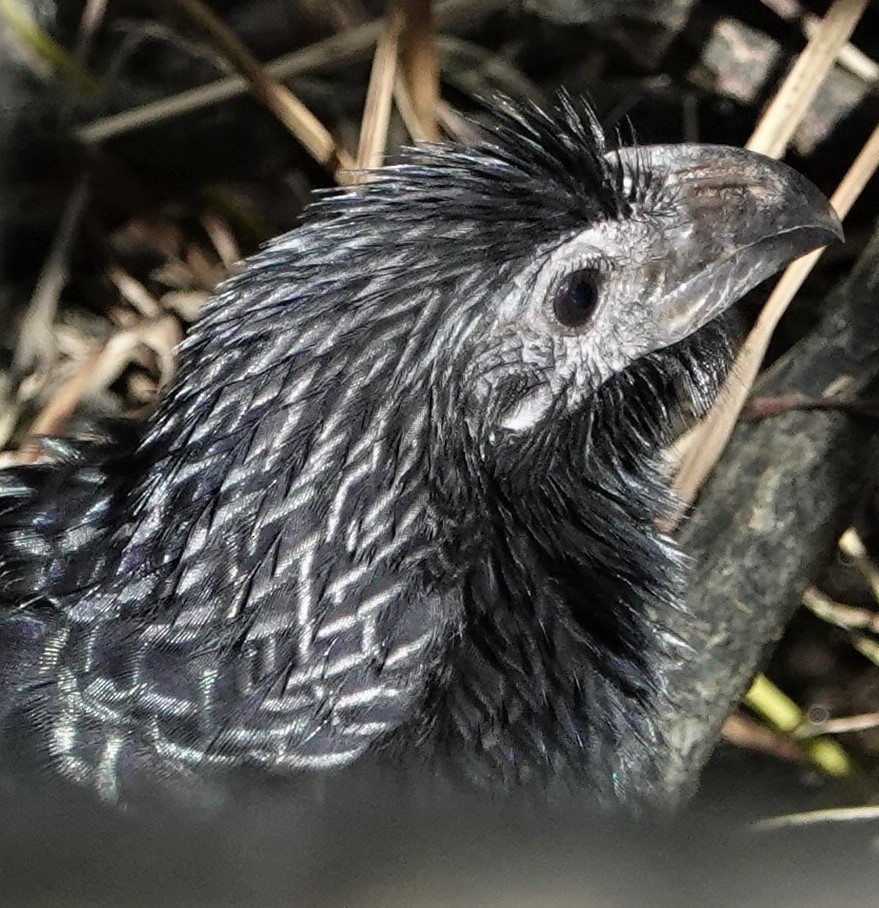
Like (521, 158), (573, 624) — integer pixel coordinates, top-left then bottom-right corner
(0, 95), (840, 808)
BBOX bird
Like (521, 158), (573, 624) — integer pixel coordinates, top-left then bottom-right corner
(0, 94), (841, 810)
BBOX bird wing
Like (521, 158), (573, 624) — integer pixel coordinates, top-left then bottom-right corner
(194, 575), (452, 770)
(114, 420), (458, 772)
(0, 579), (453, 801)
(0, 421), (456, 792)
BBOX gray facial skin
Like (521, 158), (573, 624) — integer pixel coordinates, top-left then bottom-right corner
(496, 145), (841, 432)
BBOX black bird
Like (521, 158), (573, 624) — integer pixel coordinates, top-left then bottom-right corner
(0, 96), (840, 809)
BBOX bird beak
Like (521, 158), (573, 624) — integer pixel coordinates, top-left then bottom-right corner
(610, 144), (843, 351)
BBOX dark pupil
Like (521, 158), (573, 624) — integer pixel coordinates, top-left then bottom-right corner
(554, 271), (599, 328)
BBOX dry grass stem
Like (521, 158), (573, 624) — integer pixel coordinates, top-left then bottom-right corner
(722, 712), (805, 764)
(760, 0), (878, 83)
(672, 0), (877, 513)
(398, 0), (440, 141)
(803, 586), (879, 635)
(797, 712), (879, 737)
(13, 177), (91, 379)
(839, 528), (879, 604)
(357, 6), (404, 172)
(76, 0), (504, 145)
(753, 804), (879, 831)
(393, 75), (430, 143)
(21, 316), (183, 453)
(106, 266), (163, 319)
(169, 0), (355, 181)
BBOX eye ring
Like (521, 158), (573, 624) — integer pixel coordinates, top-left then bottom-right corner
(553, 269), (601, 329)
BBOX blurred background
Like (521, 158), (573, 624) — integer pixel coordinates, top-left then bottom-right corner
(1, 0), (879, 904)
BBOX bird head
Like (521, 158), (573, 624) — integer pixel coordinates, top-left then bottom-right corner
(478, 141), (840, 437)
(149, 93), (843, 614)
(242, 95), (841, 467)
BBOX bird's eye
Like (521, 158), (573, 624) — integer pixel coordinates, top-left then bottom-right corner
(553, 270), (600, 329)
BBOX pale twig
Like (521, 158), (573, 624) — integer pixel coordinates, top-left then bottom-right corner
(200, 214), (241, 272)
(22, 317), (182, 453)
(436, 100), (482, 144)
(748, 0), (870, 158)
(802, 585), (879, 636)
(802, 585), (879, 670)
(753, 805), (879, 831)
(73, 0), (108, 67)
(75, 0), (504, 145)
(13, 176), (91, 379)
(722, 712), (805, 764)
(357, 5), (403, 172)
(398, 0), (440, 141)
(394, 74), (430, 143)
(671, 26), (879, 512)
(796, 711), (879, 739)
(168, 0), (354, 181)
(760, 0), (879, 83)
(839, 528), (879, 605)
